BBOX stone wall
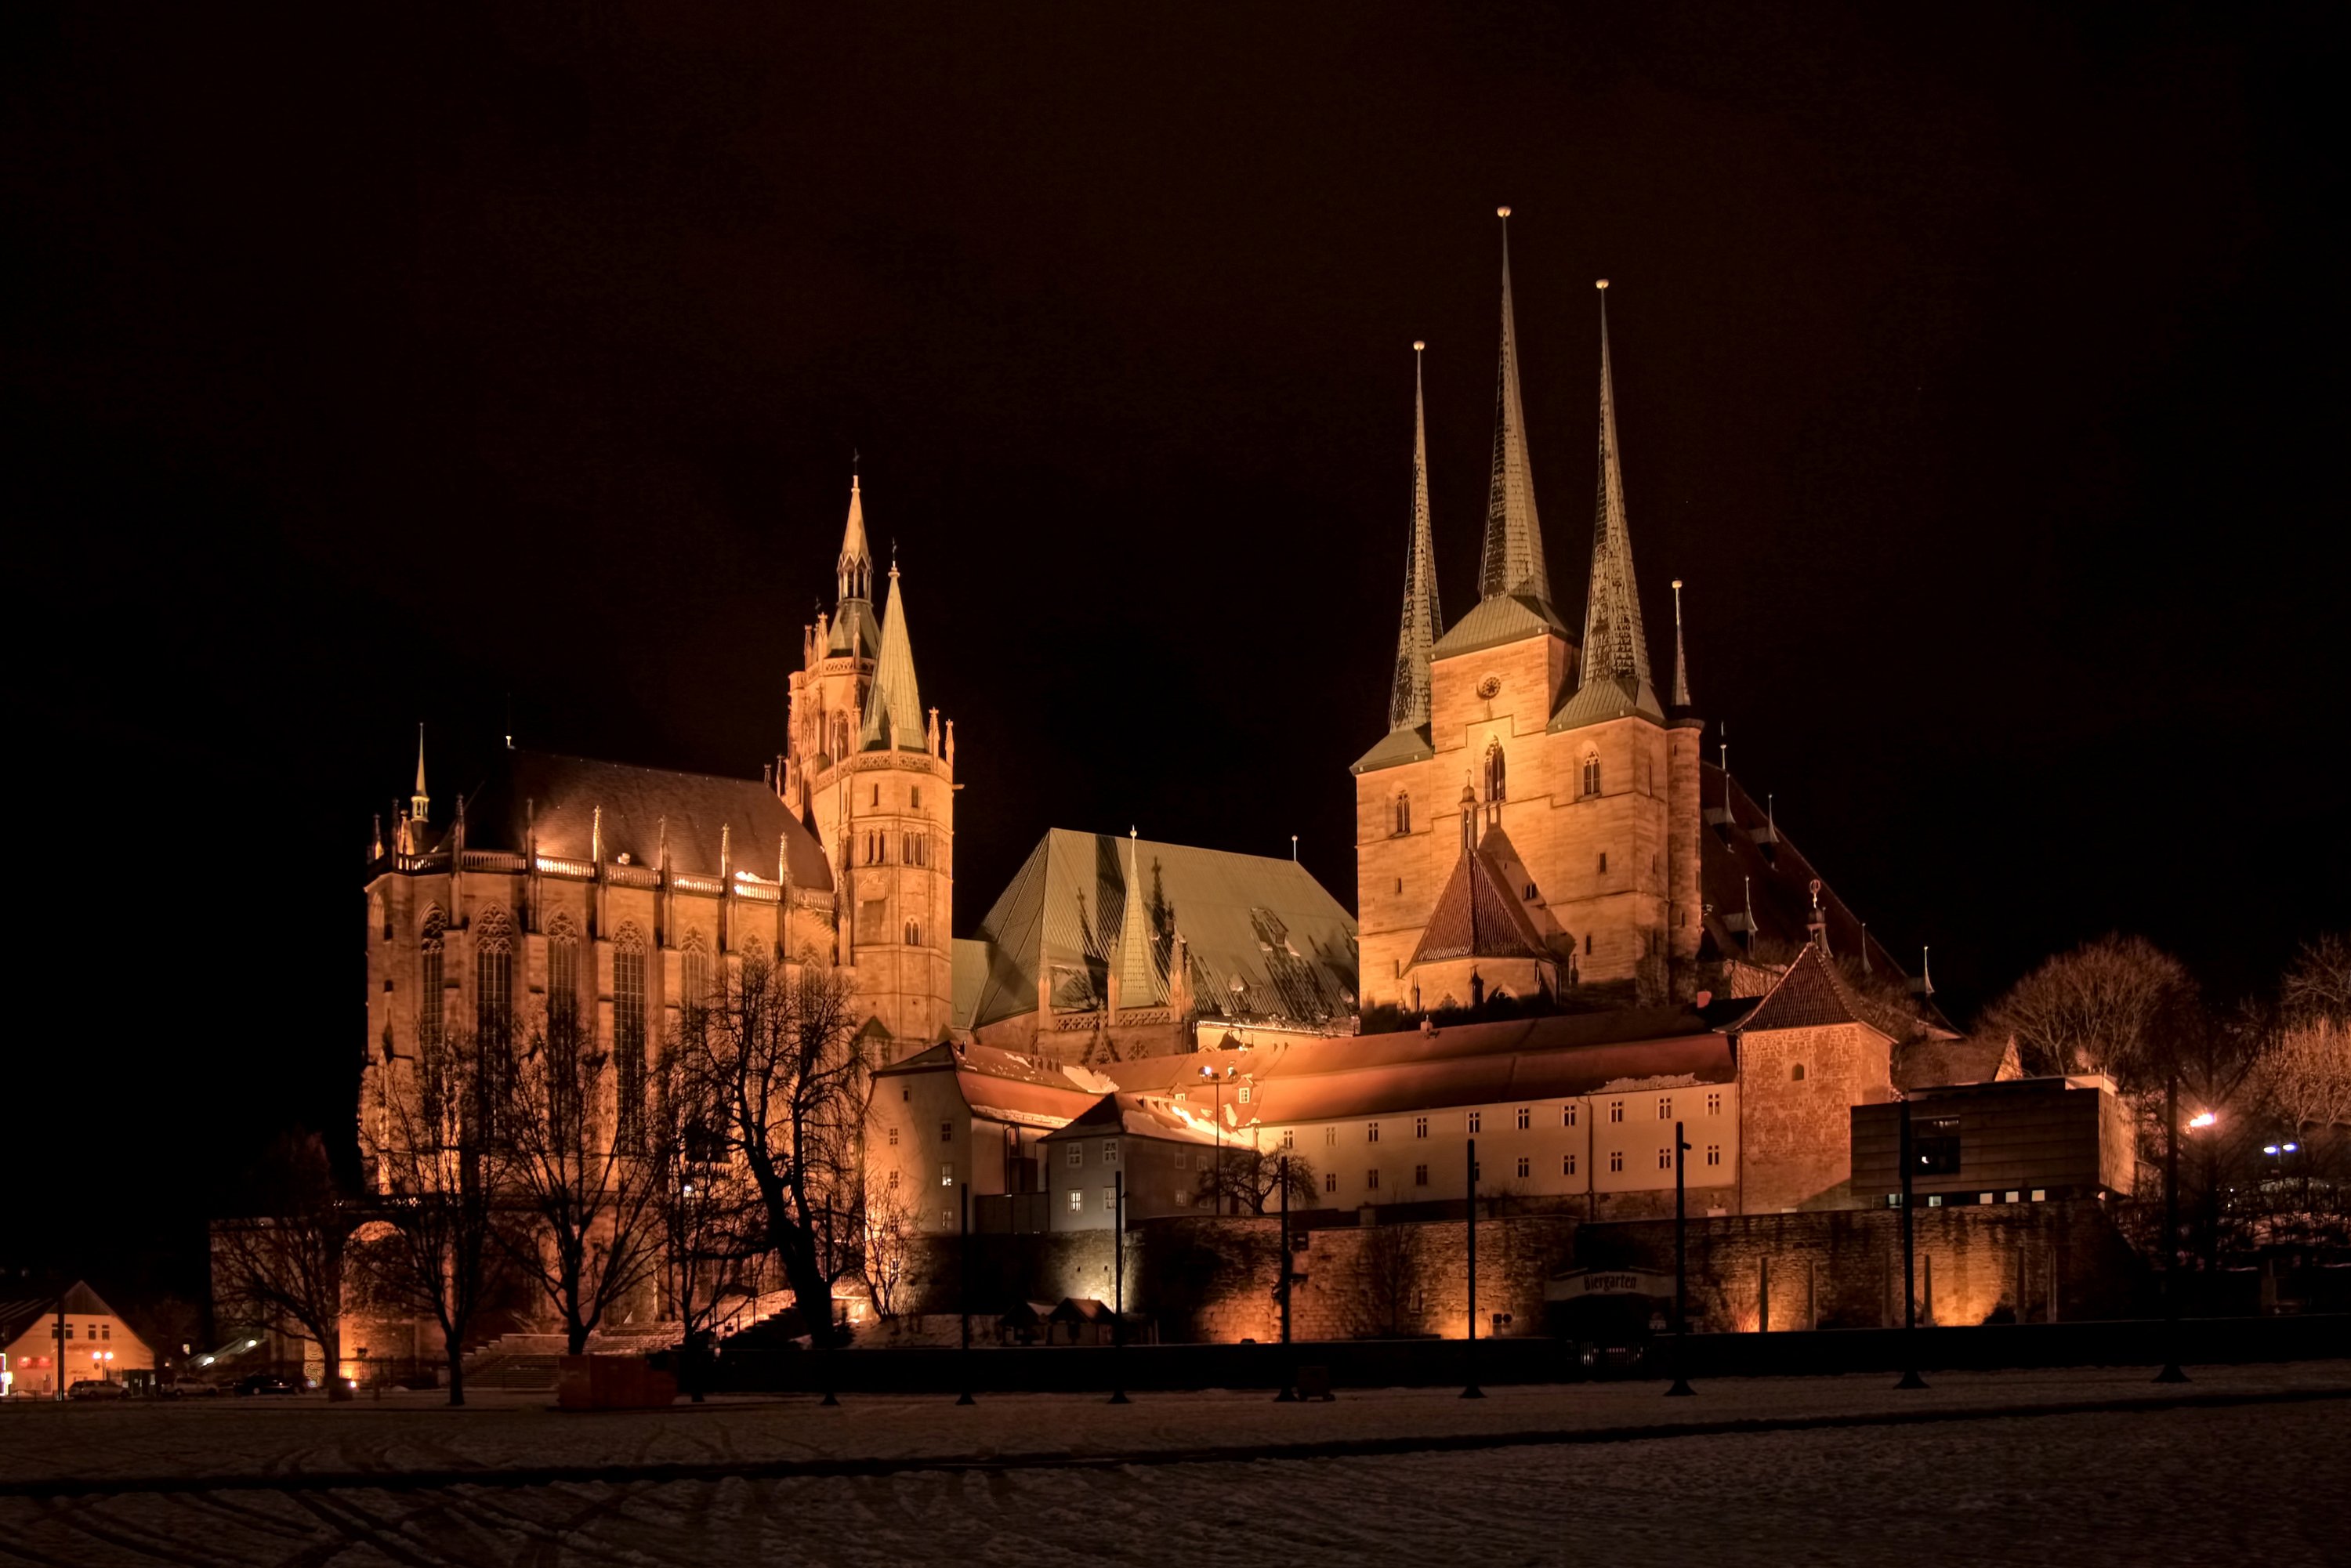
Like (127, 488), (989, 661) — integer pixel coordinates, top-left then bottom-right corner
(900, 1198), (2148, 1343)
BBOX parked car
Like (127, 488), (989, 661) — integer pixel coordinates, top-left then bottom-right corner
(67, 1379), (129, 1400)
(234, 1373), (300, 1396)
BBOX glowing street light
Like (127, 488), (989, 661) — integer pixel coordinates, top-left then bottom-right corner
(2188, 1111), (2217, 1130)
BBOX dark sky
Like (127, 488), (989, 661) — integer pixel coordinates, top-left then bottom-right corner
(5, 2), (2342, 1288)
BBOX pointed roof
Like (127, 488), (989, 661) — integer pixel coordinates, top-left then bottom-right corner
(1581, 283), (1654, 690)
(1115, 831), (1164, 1007)
(839, 473), (871, 586)
(828, 475), (878, 655)
(1478, 209), (1552, 607)
(1735, 941), (1891, 1040)
(1669, 578), (1693, 711)
(1408, 822), (1553, 969)
(858, 564), (926, 751)
(1388, 342), (1444, 732)
(1553, 283), (1663, 732)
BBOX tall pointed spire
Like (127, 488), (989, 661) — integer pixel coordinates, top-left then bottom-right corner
(410, 723), (429, 823)
(858, 561), (925, 751)
(1117, 828), (1161, 1008)
(837, 471), (872, 606)
(1669, 577), (1692, 710)
(1478, 207), (1550, 606)
(1389, 340), (1443, 731)
(1581, 280), (1653, 691)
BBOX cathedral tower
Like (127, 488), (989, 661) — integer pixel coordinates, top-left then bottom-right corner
(786, 473), (957, 1054)
(1356, 228), (1703, 1011)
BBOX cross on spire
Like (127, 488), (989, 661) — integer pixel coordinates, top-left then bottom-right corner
(1477, 207), (1551, 607)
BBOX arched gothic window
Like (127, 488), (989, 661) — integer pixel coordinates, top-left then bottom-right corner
(1580, 747), (1602, 798)
(1393, 792), (1411, 836)
(418, 907), (447, 1054)
(545, 911), (581, 1045)
(904, 918), (922, 947)
(474, 907), (514, 1041)
(679, 932), (711, 1016)
(613, 923), (648, 1148)
(1484, 741), (1506, 803)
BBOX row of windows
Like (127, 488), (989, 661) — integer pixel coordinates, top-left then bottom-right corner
(1318, 1095), (1725, 1143)
(1335, 1144), (1722, 1192)
(49, 1323), (113, 1341)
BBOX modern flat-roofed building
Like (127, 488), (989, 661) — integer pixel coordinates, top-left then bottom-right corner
(1851, 1075), (2136, 1208)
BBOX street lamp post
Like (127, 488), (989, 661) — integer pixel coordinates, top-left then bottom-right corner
(1274, 1153), (1297, 1403)
(1109, 1171), (1131, 1405)
(2157, 1071), (2189, 1384)
(1462, 1136), (1483, 1399)
(956, 1180), (976, 1406)
(1667, 1121), (1694, 1397)
(1896, 1096), (1927, 1390)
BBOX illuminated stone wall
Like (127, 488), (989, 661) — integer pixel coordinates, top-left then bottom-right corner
(907, 1199), (2144, 1344)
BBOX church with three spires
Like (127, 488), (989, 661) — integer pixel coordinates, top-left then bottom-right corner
(1354, 211), (1908, 1017)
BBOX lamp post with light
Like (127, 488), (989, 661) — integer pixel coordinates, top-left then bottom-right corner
(2153, 1078), (2213, 1384)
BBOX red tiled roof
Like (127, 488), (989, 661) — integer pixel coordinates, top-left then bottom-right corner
(1409, 824), (1552, 967)
(1736, 942), (1885, 1034)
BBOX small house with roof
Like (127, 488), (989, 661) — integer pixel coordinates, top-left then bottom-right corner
(0, 1281), (154, 1396)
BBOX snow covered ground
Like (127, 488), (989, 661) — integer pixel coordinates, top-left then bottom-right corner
(2, 1365), (2344, 1565)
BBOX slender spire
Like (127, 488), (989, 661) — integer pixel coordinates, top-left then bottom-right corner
(1117, 828), (1160, 1008)
(1389, 341), (1443, 731)
(1582, 280), (1653, 691)
(1670, 578), (1692, 710)
(1478, 207), (1551, 605)
(410, 724), (429, 823)
(858, 561), (925, 751)
(837, 473), (873, 605)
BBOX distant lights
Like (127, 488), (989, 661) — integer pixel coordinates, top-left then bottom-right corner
(2188, 1111), (2218, 1129)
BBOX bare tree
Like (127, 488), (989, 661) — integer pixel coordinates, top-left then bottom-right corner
(1196, 1145), (1318, 1216)
(861, 1182), (917, 1322)
(650, 1045), (768, 1399)
(212, 1131), (354, 1400)
(1980, 934), (2193, 1090)
(2281, 933), (2351, 1027)
(361, 1023), (509, 1406)
(1353, 1221), (1427, 1338)
(494, 1009), (665, 1353)
(680, 953), (871, 1348)
(2251, 1018), (2351, 1143)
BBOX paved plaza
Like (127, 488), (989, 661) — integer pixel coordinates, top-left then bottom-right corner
(3, 1365), (2344, 1565)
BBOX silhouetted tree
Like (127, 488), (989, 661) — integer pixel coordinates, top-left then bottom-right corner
(676, 954), (871, 1348)
(212, 1131), (354, 1400)
(494, 1009), (665, 1353)
(361, 1023), (509, 1406)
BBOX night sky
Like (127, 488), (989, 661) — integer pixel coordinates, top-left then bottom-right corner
(5, 3), (2341, 1290)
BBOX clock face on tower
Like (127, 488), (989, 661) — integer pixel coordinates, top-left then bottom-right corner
(1476, 675), (1502, 700)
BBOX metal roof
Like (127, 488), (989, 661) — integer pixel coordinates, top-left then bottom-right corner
(964, 829), (1358, 1030)
(458, 750), (832, 889)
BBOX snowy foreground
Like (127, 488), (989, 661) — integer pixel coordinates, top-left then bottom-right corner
(2, 1365), (2345, 1566)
